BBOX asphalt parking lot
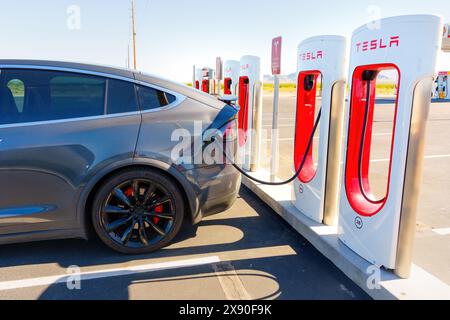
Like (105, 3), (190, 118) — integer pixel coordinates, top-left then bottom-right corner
(261, 93), (450, 285)
(0, 186), (370, 300)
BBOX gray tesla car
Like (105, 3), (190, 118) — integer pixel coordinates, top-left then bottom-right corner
(0, 60), (241, 254)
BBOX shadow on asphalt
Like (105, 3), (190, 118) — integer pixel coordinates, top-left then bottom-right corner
(0, 187), (371, 300)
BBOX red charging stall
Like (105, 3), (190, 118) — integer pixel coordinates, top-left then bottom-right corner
(201, 68), (214, 94)
(194, 69), (202, 90)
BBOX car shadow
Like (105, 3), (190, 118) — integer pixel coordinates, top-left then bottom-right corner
(0, 187), (371, 300)
(0, 187), (300, 270)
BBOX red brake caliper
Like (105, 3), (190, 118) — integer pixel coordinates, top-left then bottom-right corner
(153, 205), (163, 224)
(124, 188), (134, 198)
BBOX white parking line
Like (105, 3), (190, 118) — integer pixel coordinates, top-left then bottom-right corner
(432, 228), (450, 236)
(212, 262), (252, 300)
(0, 256), (220, 291)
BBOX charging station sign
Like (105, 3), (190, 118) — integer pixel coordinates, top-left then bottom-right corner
(216, 57), (223, 80)
(272, 37), (282, 75)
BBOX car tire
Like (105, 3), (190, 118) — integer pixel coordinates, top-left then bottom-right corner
(91, 168), (185, 254)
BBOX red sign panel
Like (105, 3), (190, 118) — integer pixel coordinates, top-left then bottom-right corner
(271, 37), (282, 75)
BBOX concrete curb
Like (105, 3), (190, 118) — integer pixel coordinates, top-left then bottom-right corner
(242, 171), (450, 300)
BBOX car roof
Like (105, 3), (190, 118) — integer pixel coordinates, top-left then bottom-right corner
(0, 59), (226, 110)
(0, 59), (136, 79)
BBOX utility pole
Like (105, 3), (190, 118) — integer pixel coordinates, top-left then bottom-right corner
(131, 0), (137, 70)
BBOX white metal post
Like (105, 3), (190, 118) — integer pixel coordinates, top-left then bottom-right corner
(216, 57), (223, 96)
(271, 75), (280, 182)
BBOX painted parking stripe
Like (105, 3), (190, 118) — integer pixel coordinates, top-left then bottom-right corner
(212, 262), (252, 300)
(0, 256), (220, 291)
(433, 228), (450, 236)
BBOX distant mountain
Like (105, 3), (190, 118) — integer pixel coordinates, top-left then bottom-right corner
(264, 73), (297, 84)
(376, 73), (396, 84)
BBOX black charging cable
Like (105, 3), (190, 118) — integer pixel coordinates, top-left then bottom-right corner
(218, 108), (322, 186)
(357, 70), (381, 203)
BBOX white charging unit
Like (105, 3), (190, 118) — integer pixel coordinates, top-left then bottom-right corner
(338, 15), (443, 277)
(201, 67), (214, 94)
(435, 71), (449, 99)
(224, 60), (240, 95)
(238, 55), (262, 171)
(293, 35), (348, 225)
(194, 69), (203, 90)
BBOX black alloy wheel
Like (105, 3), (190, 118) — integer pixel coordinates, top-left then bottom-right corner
(92, 169), (184, 254)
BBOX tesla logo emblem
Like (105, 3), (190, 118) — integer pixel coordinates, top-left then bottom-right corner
(356, 36), (399, 52)
(241, 64), (249, 71)
(300, 51), (323, 61)
(355, 217), (363, 229)
(299, 184), (304, 194)
(274, 40), (280, 49)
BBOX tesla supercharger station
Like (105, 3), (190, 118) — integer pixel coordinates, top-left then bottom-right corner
(194, 69), (203, 90)
(224, 60), (240, 95)
(293, 36), (348, 225)
(202, 68), (214, 94)
(436, 72), (449, 99)
(238, 55), (262, 171)
(338, 15), (442, 278)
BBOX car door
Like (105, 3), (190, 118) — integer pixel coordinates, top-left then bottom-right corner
(0, 67), (141, 235)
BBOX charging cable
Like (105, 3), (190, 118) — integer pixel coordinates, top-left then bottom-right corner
(219, 108), (322, 186)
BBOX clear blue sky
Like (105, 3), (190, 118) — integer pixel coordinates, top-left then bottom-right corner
(0, 0), (449, 82)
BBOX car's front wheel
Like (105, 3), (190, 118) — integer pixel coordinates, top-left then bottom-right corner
(92, 168), (184, 254)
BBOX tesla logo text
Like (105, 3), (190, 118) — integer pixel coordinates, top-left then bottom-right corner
(356, 36), (399, 52)
(300, 51), (323, 61)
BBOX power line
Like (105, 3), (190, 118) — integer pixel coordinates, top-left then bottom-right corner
(137, 0), (151, 31)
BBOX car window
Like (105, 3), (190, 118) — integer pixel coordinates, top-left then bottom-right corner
(0, 69), (106, 125)
(50, 74), (105, 119)
(107, 79), (138, 115)
(137, 85), (176, 111)
(7, 79), (25, 112)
